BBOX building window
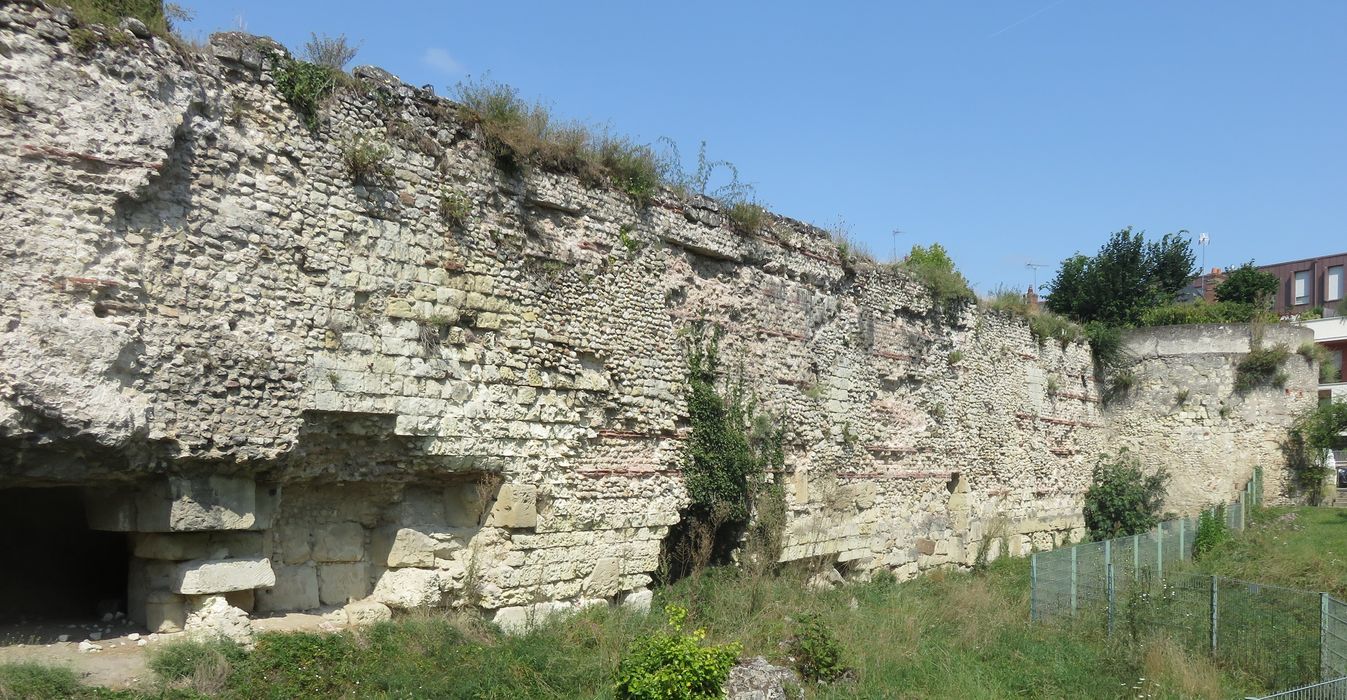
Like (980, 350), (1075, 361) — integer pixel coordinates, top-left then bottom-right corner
(1333, 349), (1344, 383)
(1293, 270), (1310, 306)
(1328, 265), (1344, 302)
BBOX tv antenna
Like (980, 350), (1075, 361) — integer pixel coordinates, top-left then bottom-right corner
(1025, 262), (1049, 290)
(890, 228), (904, 263)
(1198, 233), (1211, 296)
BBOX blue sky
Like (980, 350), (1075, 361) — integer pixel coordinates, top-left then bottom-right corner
(177, 1), (1346, 293)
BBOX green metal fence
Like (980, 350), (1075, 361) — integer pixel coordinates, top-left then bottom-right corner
(1029, 470), (1347, 692)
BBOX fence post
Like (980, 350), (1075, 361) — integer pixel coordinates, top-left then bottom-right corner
(1210, 575), (1219, 653)
(1030, 553), (1038, 622)
(1178, 518), (1185, 561)
(1070, 545), (1078, 617)
(1156, 524), (1164, 581)
(1323, 592), (1328, 679)
(1105, 539), (1114, 637)
(1133, 533), (1140, 579)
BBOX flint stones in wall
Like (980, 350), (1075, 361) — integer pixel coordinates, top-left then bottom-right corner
(172, 557), (275, 595)
(372, 567), (443, 609)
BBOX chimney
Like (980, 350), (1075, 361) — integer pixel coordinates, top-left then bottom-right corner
(1025, 285), (1040, 312)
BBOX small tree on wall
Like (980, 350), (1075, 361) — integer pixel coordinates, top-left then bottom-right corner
(1083, 450), (1170, 541)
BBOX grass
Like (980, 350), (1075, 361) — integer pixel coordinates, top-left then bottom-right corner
(1196, 506), (1347, 599)
(982, 287), (1086, 347)
(453, 79), (665, 204)
(2, 558), (1257, 699)
(1234, 342), (1290, 393)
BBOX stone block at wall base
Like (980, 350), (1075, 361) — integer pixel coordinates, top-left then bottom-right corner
(257, 563), (320, 612)
(318, 562), (369, 606)
(145, 591), (186, 634)
(371, 568), (442, 609)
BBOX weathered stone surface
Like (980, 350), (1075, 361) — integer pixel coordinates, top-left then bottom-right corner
(344, 599), (393, 626)
(311, 522), (365, 562)
(133, 532), (263, 561)
(318, 562), (369, 606)
(725, 657), (802, 700)
(172, 557), (275, 595)
(371, 568), (443, 609)
(185, 595), (255, 648)
(371, 526), (442, 568)
(486, 484), (538, 529)
(621, 588), (653, 613)
(257, 564), (320, 612)
(582, 557), (621, 598)
(145, 591), (186, 634)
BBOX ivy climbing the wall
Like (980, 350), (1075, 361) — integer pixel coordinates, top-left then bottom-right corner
(660, 323), (785, 582)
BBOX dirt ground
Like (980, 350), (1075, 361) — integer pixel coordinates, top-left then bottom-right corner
(0, 612), (341, 689)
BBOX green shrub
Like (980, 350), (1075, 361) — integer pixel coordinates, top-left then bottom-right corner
(0, 663), (85, 700)
(439, 189), (472, 227)
(899, 243), (975, 313)
(1234, 343), (1290, 393)
(1083, 450), (1169, 540)
(1192, 505), (1230, 559)
(599, 136), (664, 205)
(302, 32), (358, 70)
(946, 350), (963, 365)
(1297, 342), (1335, 383)
(272, 53), (341, 131)
(1283, 401), (1347, 499)
(232, 632), (362, 699)
(148, 638), (240, 681)
(1140, 301), (1275, 326)
(614, 605), (741, 700)
(1214, 261), (1278, 307)
(340, 135), (391, 184)
(981, 286), (1084, 346)
(1084, 321), (1124, 372)
(725, 201), (765, 234)
(787, 613), (848, 683)
(1300, 306), (1324, 320)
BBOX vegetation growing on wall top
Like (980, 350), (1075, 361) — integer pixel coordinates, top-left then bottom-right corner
(271, 52), (342, 131)
(1234, 341), (1290, 393)
(897, 243), (975, 315)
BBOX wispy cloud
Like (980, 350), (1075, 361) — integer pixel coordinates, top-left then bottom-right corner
(422, 47), (463, 75)
(988, 0), (1069, 38)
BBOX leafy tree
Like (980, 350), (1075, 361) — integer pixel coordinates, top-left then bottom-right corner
(1083, 450), (1170, 540)
(1045, 227), (1197, 327)
(1282, 400), (1347, 499)
(1215, 260), (1279, 307)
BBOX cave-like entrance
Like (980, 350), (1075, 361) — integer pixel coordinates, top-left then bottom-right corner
(0, 487), (130, 641)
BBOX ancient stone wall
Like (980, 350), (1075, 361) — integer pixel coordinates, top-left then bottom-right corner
(1104, 324), (1318, 512)
(0, 2), (1313, 634)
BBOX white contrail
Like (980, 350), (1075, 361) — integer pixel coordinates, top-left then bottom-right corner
(988, 0), (1070, 38)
